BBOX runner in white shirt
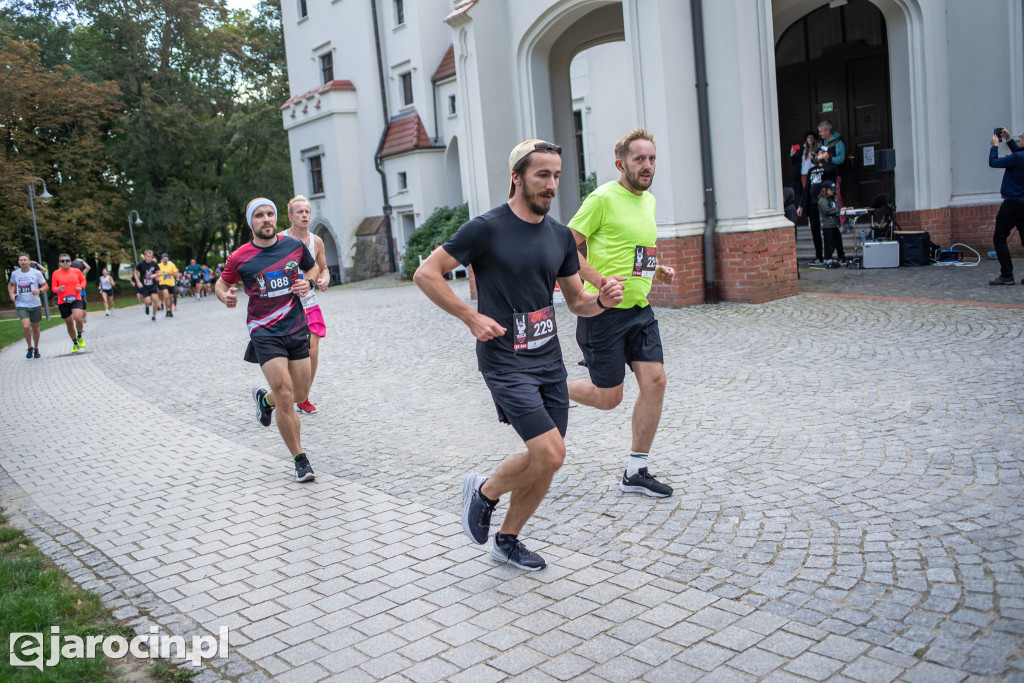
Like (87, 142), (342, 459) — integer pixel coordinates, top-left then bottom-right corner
(282, 195), (330, 414)
(7, 253), (49, 359)
(98, 268), (116, 315)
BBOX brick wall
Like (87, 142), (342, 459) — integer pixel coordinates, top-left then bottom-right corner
(713, 228), (800, 304)
(649, 229), (799, 306)
(898, 204), (1022, 255)
(469, 228), (801, 307)
(648, 235), (705, 307)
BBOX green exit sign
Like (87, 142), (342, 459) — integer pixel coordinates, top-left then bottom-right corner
(822, 102), (834, 112)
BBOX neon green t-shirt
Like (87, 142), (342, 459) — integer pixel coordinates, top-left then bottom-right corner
(568, 181), (657, 309)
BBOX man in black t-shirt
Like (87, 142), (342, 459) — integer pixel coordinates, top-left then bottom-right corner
(133, 250), (161, 321)
(415, 139), (625, 571)
(70, 257), (90, 321)
(798, 147), (838, 264)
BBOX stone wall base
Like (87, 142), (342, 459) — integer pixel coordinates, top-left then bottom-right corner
(468, 226), (801, 307)
(897, 204), (1023, 256)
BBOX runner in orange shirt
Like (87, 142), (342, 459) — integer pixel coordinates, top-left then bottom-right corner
(51, 253), (87, 353)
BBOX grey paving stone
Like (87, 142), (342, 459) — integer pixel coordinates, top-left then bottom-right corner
(539, 652), (595, 681)
(676, 642), (736, 671)
(708, 626), (766, 652)
(590, 655), (653, 683)
(901, 660), (968, 683)
(841, 656), (903, 682)
(727, 648), (788, 676)
(810, 634), (871, 662)
(402, 656), (460, 683)
(784, 652), (845, 681)
(488, 645), (547, 676)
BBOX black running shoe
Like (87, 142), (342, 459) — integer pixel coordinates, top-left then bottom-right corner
(293, 453), (315, 482)
(490, 535), (546, 571)
(26, 347), (32, 359)
(145, 304), (149, 315)
(461, 473), (495, 545)
(252, 387), (273, 427)
(989, 275), (1015, 286)
(620, 467), (673, 497)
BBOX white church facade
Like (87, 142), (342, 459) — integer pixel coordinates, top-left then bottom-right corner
(279, 0), (1023, 305)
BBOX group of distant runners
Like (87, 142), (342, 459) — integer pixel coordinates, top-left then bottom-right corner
(9, 253), (94, 356)
(131, 252), (219, 321)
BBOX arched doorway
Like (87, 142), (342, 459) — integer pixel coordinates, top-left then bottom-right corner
(313, 223), (341, 284)
(446, 137), (464, 206)
(775, 0), (893, 210)
(516, 0), (628, 224)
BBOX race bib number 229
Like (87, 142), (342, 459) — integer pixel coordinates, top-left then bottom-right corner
(513, 306), (556, 351)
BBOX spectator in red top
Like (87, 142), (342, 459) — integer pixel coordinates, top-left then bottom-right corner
(51, 253), (87, 353)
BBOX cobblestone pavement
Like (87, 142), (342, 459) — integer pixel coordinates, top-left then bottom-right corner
(1, 278), (1022, 682)
(797, 255), (1024, 306)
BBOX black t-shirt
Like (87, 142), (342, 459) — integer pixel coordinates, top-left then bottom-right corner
(444, 203), (580, 373)
(802, 160), (838, 211)
(136, 260), (159, 286)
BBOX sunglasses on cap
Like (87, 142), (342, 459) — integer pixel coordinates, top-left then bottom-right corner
(533, 142), (562, 154)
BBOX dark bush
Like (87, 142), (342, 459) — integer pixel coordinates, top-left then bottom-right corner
(401, 203), (469, 279)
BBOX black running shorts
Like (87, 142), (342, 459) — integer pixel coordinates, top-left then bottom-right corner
(159, 284), (175, 292)
(482, 360), (569, 442)
(57, 300), (85, 319)
(141, 284), (159, 298)
(244, 328), (311, 365)
(576, 304), (664, 388)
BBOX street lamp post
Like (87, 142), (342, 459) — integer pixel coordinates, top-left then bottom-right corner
(127, 210), (142, 267)
(28, 178), (53, 320)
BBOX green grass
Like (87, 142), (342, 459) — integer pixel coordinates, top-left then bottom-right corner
(0, 508), (127, 681)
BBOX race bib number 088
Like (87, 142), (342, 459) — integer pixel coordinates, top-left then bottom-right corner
(513, 306), (556, 351)
(257, 268), (296, 298)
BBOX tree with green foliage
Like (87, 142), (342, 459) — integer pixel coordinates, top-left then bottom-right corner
(0, 0), (293, 275)
(70, 0), (293, 265)
(400, 203), (470, 279)
(0, 32), (123, 293)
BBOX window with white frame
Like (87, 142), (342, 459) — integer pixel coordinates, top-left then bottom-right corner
(319, 52), (333, 84)
(448, 94), (456, 115)
(399, 72), (413, 106)
(298, 0), (307, 19)
(303, 151), (324, 196)
(394, 0), (405, 26)
(397, 172), (408, 190)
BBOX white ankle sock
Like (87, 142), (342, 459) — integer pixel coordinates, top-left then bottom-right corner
(626, 452), (648, 477)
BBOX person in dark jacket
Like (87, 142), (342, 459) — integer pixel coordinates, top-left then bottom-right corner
(818, 180), (845, 266)
(797, 147), (837, 264)
(989, 127), (1024, 285)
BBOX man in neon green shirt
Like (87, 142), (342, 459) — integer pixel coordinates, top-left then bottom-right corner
(568, 127), (676, 497)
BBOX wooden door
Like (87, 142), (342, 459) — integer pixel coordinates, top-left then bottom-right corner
(775, 0), (892, 209)
(845, 55), (891, 208)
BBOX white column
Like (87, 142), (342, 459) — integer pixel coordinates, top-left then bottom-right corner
(447, 4), (520, 216)
(622, 0), (705, 240)
(701, 0), (791, 234)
